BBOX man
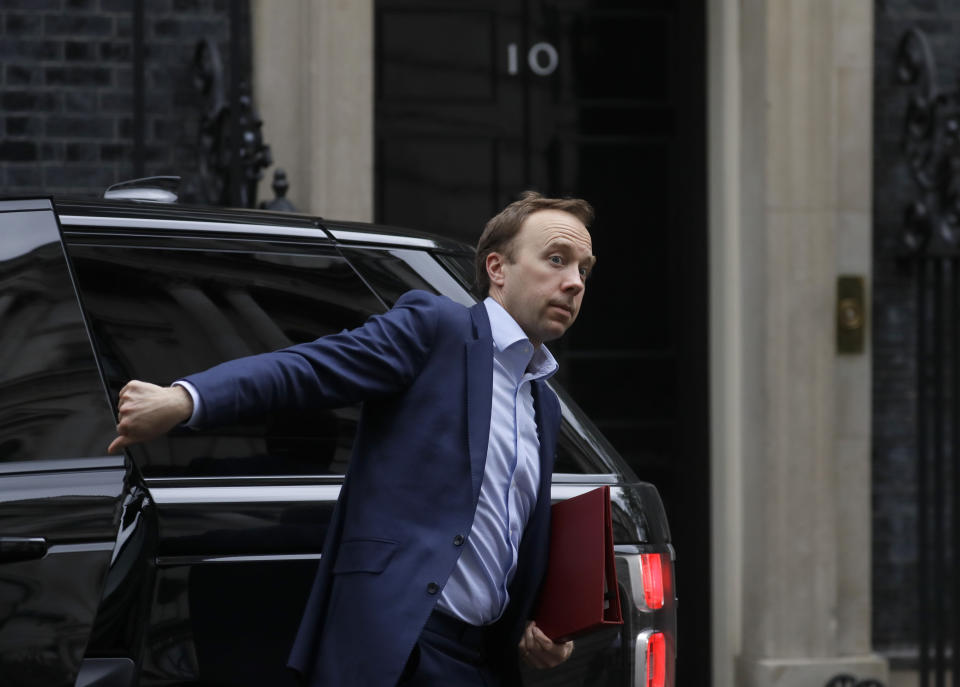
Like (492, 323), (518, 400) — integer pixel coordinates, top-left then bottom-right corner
(109, 191), (596, 686)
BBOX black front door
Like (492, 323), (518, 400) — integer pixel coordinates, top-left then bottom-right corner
(375, 2), (709, 684)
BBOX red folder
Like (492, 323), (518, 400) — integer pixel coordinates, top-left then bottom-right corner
(533, 486), (623, 642)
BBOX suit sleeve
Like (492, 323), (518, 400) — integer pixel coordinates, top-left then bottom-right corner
(181, 289), (441, 427)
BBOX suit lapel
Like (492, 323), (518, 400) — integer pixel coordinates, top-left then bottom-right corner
(466, 302), (493, 504)
(531, 381), (559, 512)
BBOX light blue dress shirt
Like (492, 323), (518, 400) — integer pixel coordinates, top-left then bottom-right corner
(175, 296), (558, 626)
(436, 298), (557, 625)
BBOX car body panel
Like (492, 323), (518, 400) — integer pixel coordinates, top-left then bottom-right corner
(0, 200), (127, 687)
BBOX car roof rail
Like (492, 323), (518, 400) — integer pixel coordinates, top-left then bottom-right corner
(103, 176), (181, 203)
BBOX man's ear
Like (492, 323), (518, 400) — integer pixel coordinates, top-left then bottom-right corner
(486, 252), (507, 288)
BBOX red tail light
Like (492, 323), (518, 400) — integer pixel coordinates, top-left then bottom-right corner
(646, 631), (666, 687)
(640, 553), (665, 610)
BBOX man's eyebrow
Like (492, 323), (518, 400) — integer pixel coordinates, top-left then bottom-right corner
(544, 238), (591, 253)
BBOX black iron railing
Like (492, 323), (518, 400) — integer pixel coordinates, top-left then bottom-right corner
(897, 27), (960, 687)
(128, 0), (277, 208)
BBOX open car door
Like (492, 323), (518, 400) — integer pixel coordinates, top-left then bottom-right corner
(0, 199), (127, 687)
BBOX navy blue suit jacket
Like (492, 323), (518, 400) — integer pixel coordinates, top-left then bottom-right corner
(183, 291), (560, 686)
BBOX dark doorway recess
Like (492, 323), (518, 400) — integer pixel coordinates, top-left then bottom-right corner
(374, 1), (709, 685)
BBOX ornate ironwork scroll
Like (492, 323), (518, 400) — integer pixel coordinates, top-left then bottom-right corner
(897, 28), (960, 255)
(193, 38), (272, 208)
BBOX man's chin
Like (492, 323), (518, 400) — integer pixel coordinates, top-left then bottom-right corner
(539, 322), (571, 343)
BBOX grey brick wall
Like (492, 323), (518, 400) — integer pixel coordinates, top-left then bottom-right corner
(0, 0), (249, 199)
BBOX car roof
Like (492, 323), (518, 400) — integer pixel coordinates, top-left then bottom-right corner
(322, 218), (473, 254)
(53, 197), (474, 255)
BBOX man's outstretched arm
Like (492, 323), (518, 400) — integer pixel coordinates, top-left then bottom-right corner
(108, 381), (194, 454)
(106, 290), (446, 454)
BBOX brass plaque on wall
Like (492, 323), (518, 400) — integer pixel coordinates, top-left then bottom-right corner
(837, 275), (866, 355)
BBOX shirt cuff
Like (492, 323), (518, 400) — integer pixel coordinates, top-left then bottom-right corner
(171, 380), (201, 428)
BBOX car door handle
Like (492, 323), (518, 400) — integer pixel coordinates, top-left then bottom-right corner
(0, 537), (48, 564)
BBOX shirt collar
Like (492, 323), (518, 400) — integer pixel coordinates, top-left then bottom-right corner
(483, 297), (558, 380)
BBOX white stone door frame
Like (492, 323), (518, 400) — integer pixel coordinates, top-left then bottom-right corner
(708, 1), (885, 686)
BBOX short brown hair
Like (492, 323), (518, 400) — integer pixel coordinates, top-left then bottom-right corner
(475, 191), (594, 295)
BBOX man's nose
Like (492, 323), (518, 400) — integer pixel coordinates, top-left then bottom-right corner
(561, 267), (585, 292)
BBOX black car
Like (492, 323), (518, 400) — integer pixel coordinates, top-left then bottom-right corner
(0, 195), (676, 687)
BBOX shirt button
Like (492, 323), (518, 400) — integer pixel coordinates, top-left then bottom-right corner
(426, 582), (440, 595)
(453, 534), (464, 546)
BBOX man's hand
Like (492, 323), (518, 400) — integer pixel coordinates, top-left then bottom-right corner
(107, 381), (193, 454)
(518, 621), (574, 669)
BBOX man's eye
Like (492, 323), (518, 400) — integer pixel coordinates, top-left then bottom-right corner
(579, 267), (588, 277)
(549, 255), (563, 265)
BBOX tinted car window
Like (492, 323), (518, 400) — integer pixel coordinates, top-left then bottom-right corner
(434, 251), (480, 299)
(0, 209), (114, 462)
(339, 246), (437, 307)
(551, 383), (637, 478)
(67, 241), (385, 477)
(341, 246), (475, 308)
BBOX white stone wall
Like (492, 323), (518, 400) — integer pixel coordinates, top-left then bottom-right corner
(251, 0), (373, 221)
(709, 1), (884, 685)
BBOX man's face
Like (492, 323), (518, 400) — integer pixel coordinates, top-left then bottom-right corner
(488, 209), (595, 346)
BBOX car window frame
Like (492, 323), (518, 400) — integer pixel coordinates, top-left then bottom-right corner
(61, 222), (389, 480)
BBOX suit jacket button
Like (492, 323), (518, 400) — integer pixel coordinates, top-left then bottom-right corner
(426, 582), (440, 595)
(453, 534), (464, 546)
